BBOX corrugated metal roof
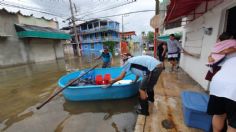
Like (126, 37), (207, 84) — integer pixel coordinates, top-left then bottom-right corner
(14, 24), (64, 33)
(14, 24), (71, 40)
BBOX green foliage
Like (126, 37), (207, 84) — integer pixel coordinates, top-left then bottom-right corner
(147, 31), (154, 43)
(103, 41), (116, 54)
(141, 31), (146, 36)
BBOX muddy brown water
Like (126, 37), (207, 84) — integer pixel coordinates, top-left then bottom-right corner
(0, 52), (141, 132)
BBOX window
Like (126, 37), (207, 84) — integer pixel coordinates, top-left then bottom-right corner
(91, 43), (94, 49)
(165, 19), (182, 30)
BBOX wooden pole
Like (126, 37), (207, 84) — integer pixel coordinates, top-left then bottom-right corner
(69, 0), (81, 56)
(36, 63), (100, 110)
(154, 0), (160, 58)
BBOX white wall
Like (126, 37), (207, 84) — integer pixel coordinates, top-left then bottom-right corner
(180, 0), (236, 90)
(164, 27), (184, 35)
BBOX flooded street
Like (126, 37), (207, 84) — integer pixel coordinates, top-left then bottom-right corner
(0, 48), (142, 132)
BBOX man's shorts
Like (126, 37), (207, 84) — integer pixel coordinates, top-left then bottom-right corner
(207, 95), (236, 128)
(140, 67), (163, 91)
(167, 53), (178, 61)
(102, 62), (111, 68)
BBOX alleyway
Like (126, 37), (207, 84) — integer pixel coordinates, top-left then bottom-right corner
(135, 68), (205, 132)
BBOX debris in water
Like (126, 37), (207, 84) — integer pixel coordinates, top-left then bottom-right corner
(161, 119), (175, 129)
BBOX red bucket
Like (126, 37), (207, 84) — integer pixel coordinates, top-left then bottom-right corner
(95, 75), (103, 85)
(104, 74), (111, 85)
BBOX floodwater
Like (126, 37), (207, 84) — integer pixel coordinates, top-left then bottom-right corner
(0, 47), (142, 132)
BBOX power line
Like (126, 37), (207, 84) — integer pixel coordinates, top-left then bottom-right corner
(76, 1), (123, 16)
(76, 0), (137, 18)
(76, 0), (112, 14)
(0, 1), (67, 18)
(79, 10), (156, 21)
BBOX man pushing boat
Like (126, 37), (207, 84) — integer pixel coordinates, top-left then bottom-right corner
(109, 53), (163, 116)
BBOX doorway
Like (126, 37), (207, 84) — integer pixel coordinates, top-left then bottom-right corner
(226, 6), (236, 38)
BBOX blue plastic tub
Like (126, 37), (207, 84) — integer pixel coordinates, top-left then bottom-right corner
(181, 91), (212, 132)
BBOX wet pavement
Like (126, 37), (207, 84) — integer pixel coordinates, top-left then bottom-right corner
(0, 48), (142, 132)
(134, 68), (205, 132)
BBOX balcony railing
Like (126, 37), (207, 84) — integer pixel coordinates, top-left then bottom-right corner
(79, 26), (119, 34)
(80, 37), (120, 43)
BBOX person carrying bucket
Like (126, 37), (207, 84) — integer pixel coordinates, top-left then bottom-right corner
(95, 46), (112, 68)
(108, 53), (163, 116)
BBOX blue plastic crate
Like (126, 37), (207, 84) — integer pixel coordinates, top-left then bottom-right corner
(181, 91), (212, 132)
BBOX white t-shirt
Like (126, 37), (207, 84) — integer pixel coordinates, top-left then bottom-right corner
(210, 57), (236, 101)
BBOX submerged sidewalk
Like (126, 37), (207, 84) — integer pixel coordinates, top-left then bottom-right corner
(134, 68), (205, 132)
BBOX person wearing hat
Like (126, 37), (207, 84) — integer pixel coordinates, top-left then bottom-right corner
(109, 54), (163, 116)
(95, 47), (112, 68)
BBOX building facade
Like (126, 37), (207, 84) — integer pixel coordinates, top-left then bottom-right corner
(160, 0), (236, 90)
(0, 9), (70, 67)
(77, 19), (120, 54)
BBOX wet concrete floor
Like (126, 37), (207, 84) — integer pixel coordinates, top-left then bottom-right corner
(0, 50), (141, 132)
(135, 67), (205, 132)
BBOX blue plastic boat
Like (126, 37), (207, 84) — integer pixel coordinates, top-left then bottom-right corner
(58, 67), (140, 101)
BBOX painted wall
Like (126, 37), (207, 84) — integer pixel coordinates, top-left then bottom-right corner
(18, 15), (57, 28)
(0, 10), (65, 67)
(164, 27), (184, 35)
(28, 39), (56, 62)
(54, 40), (65, 59)
(79, 20), (120, 52)
(180, 0), (236, 90)
(0, 10), (28, 67)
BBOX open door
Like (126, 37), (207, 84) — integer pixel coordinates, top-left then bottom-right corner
(226, 6), (236, 38)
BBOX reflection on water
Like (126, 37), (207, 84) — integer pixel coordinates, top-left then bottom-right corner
(0, 48), (142, 132)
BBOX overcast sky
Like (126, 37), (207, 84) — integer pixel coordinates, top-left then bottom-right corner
(2, 0), (156, 35)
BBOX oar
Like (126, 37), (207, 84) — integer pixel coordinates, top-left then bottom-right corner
(36, 63), (100, 110)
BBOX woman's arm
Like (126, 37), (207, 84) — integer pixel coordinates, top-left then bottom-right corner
(133, 75), (139, 83)
(208, 55), (215, 63)
(219, 47), (236, 55)
(162, 44), (167, 57)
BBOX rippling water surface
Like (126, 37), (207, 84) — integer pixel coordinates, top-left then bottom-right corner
(0, 48), (142, 132)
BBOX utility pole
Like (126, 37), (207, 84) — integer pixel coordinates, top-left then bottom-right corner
(120, 15), (124, 54)
(69, 0), (81, 56)
(122, 15), (124, 34)
(154, 0), (159, 58)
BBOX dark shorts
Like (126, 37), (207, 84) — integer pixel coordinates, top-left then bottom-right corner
(158, 54), (165, 62)
(102, 62), (111, 68)
(167, 53), (178, 61)
(176, 52), (181, 62)
(168, 57), (177, 61)
(140, 67), (163, 91)
(207, 95), (236, 128)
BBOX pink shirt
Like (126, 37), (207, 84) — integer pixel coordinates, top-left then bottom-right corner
(208, 39), (236, 65)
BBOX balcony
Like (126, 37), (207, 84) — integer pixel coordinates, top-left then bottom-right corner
(79, 26), (119, 35)
(80, 37), (120, 43)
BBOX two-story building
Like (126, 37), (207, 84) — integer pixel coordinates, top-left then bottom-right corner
(77, 19), (120, 54)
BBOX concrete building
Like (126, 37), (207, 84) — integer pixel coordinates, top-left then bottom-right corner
(77, 19), (120, 53)
(0, 9), (70, 67)
(161, 0), (236, 90)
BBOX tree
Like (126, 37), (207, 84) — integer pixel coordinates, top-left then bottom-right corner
(103, 41), (116, 54)
(141, 31), (146, 36)
(147, 31), (154, 43)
